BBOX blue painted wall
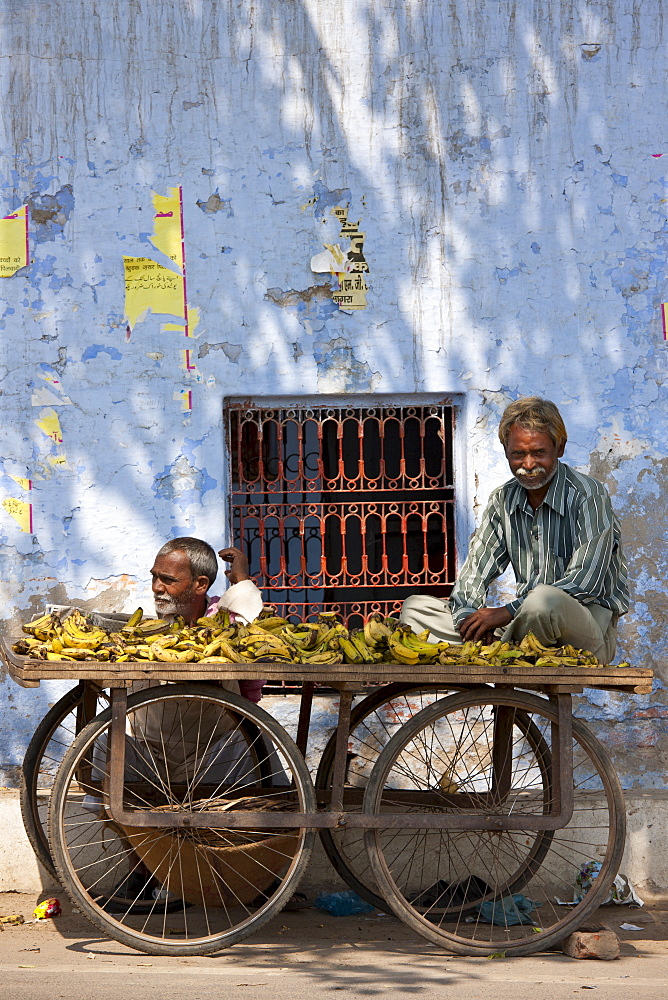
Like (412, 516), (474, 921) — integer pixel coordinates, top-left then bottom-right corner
(0, 0), (666, 787)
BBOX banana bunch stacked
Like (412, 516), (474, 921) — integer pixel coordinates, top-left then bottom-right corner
(434, 631), (614, 668)
(12, 608), (617, 668)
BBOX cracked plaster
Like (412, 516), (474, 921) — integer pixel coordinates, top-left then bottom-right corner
(0, 0), (666, 789)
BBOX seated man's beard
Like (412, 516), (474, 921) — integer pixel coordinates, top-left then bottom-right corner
(154, 584), (196, 620)
(514, 460), (558, 491)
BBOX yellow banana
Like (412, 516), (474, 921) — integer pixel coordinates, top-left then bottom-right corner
(151, 647), (197, 662)
(390, 644), (420, 665)
(130, 645), (152, 659)
(126, 607), (143, 628)
(200, 636), (225, 657)
(535, 656), (567, 668)
(349, 630), (379, 664)
(481, 640), (503, 657)
(62, 634), (106, 651)
(364, 614), (392, 645)
(22, 613), (58, 637)
(388, 633), (420, 665)
(150, 635), (180, 650)
(300, 649), (341, 664)
(338, 637), (364, 664)
(216, 639), (249, 663)
(255, 615), (290, 631)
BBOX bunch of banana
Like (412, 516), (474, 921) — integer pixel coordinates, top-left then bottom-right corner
(388, 625), (455, 665)
(12, 609), (613, 670)
(21, 612), (62, 642)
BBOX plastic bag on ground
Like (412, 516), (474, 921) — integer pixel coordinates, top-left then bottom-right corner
(313, 890), (375, 916)
(475, 893), (540, 926)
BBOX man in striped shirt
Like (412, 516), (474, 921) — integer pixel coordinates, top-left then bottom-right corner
(401, 397), (629, 662)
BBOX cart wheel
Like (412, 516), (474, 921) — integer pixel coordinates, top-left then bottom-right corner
(48, 684), (316, 956)
(21, 683), (109, 879)
(363, 689), (625, 956)
(316, 684), (462, 911)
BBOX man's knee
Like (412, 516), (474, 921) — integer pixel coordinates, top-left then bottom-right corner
(520, 584), (571, 617)
(401, 595), (428, 616)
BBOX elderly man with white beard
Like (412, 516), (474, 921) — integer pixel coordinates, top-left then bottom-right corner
(401, 397), (629, 663)
(149, 537), (264, 702)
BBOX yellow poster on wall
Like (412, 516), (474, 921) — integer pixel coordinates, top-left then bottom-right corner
(0, 206), (29, 277)
(124, 188), (187, 332)
(2, 497), (32, 532)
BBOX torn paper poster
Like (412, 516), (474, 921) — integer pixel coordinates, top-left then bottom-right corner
(0, 205), (29, 276)
(124, 187), (190, 333)
(173, 389), (192, 411)
(35, 409), (63, 444)
(311, 244), (346, 273)
(31, 386), (72, 407)
(2, 497), (33, 532)
(163, 306), (200, 338)
(124, 256), (186, 329)
(182, 348), (197, 372)
(662, 302), (668, 340)
(310, 203), (370, 308)
(330, 205), (369, 309)
(150, 188), (184, 263)
(8, 476), (31, 491)
(332, 273), (369, 309)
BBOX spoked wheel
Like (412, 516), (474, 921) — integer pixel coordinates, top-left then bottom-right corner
(21, 683), (109, 879)
(316, 684), (459, 911)
(363, 689), (625, 956)
(48, 684), (316, 956)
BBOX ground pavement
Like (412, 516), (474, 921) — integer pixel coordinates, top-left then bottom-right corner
(0, 892), (667, 1000)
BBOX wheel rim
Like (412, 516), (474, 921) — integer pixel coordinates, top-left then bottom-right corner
(48, 685), (315, 955)
(316, 684), (458, 911)
(364, 690), (625, 956)
(21, 685), (109, 878)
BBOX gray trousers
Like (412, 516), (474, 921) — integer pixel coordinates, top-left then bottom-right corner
(400, 584), (617, 663)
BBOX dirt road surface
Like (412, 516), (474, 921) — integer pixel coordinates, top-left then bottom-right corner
(1, 892), (667, 1000)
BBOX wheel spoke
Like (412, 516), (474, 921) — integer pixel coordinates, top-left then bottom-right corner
(364, 690), (625, 956)
(48, 685), (315, 956)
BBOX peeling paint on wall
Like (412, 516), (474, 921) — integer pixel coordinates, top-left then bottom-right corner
(27, 185), (73, 243)
(314, 344), (381, 393)
(265, 283), (339, 330)
(0, 0), (668, 791)
(0, 205), (28, 275)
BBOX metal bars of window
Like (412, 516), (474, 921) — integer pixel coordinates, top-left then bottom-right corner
(225, 402), (456, 628)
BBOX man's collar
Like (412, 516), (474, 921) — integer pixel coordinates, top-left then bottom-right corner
(543, 460), (567, 514)
(507, 461), (566, 514)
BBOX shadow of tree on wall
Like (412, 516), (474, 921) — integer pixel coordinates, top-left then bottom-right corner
(0, 0), (666, 784)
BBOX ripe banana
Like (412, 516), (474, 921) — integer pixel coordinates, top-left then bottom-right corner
(126, 607), (143, 628)
(12, 609), (615, 671)
(150, 647), (197, 663)
(338, 637), (364, 664)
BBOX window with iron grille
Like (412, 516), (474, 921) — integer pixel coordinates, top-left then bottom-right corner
(225, 401), (456, 628)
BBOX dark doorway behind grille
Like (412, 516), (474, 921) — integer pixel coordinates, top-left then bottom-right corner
(226, 402), (456, 628)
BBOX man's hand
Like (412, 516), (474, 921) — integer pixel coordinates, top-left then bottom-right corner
(458, 606), (512, 644)
(218, 546), (250, 586)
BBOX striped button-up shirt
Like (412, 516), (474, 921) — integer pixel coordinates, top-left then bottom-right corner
(450, 462), (629, 628)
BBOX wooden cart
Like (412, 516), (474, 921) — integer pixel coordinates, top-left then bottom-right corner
(3, 638), (652, 958)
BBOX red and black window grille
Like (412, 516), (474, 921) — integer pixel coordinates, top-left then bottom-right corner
(225, 401), (457, 628)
